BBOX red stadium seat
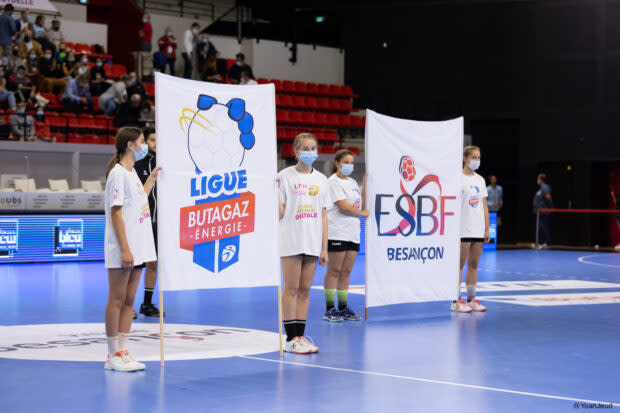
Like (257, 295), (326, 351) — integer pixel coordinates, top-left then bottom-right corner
(317, 84), (330, 95)
(329, 85), (343, 96)
(338, 114), (351, 127)
(342, 86), (354, 97)
(257, 78), (269, 84)
(326, 113), (339, 126)
(306, 83), (318, 94)
(319, 145), (337, 154)
(293, 81), (307, 94)
(67, 133), (83, 143)
(288, 110), (302, 124)
(348, 146), (361, 155)
(314, 113), (327, 126)
(316, 97), (330, 110)
(292, 96), (306, 108)
(48, 116), (67, 128)
(304, 97), (318, 110)
(281, 142), (295, 158)
(301, 111), (315, 125)
(276, 110), (290, 123)
(281, 80), (294, 92)
(144, 83), (155, 97)
(65, 42), (75, 50)
(339, 99), (353, 112)
(325, 130), (339, 141)
(271, 79), (283, 91)
(275, 94), (283, 107)
(327, 98), (340, 111)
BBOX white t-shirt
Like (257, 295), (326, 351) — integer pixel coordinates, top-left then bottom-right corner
(460, 172), (488, 238)
(104, 163), (156, 268)
(327, 174), (362, 243)
(278, 166), (332, 257)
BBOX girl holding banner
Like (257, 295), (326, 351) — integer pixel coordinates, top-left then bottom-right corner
(452, 145), (489, 313)
(323, 150), (369, 322)
(103, 127), (161, 371)
(277, 133), (331, 354)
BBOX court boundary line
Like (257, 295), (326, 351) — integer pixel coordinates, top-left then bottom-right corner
(578, 255), (620, 269)
(240, 355), (619, 406)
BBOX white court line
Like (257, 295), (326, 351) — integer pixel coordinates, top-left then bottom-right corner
(578, 255), (620, 269)
(240, 355), (619, 406)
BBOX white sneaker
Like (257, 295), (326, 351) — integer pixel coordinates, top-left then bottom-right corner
(298, 336), (319, 353)
(104, 351), (143, 372)
(284, 337), (307, 354)
(123, 350), (146, 370)
(450, 299), (473, 313)
(467, 298), (487, 312)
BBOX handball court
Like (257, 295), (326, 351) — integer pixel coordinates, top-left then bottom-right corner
(1, 249), (619, 412)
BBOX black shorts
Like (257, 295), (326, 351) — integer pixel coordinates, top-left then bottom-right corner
(327, 240), (360, 252)
(461, 237), (485, 243)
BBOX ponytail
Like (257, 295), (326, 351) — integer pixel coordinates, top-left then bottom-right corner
(105, 126), (143, 177)
(105, 153), (122, 178)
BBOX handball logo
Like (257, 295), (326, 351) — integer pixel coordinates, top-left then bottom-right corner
(399, 156), (416, 182)
(468, 186), (480, 207)
(221, 245), (237, 263)
(308, 185), (320, 196)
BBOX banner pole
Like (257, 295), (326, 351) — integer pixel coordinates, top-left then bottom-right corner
(277, 284), (283, 357)
(159, 289), (164, 367)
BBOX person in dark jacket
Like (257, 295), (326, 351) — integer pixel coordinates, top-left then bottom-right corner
(114, 93), (142, 127)
(533, 173), (553, 249)
(227, 53), (253, 84)
(133, 127), (163, 317)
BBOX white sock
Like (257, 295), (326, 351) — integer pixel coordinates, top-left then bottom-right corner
(466, 284), (476, 301)
(118, 333), (130, 352)
(106, 336), (118, 356)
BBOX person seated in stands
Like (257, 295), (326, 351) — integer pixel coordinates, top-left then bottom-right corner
(89, 57), (109, 96)
(24, 49), (40, 89)
(203, 56), (221, 83)
(0, 65), (16, 110)
(15, 9), (31, 41)
(98, 75), (130, 116)
(62, 51), (79, 78)
(9, 101), (35, 141)
(7, 44), (23, 73)
(114, 93), (142, 127)
(18, 29), (43, 59)
(61, 73), (93, 113)
(196, 33), (217, 76)
(240, 69), (257, 85)
(55, 41), (68, 63)
(34, 106), (51, 142)
(227, 53), (253, 84)
(39, 48), (65, 94)
(75, 53), (90, 78)
(32, 15), (55, 53)
(126, 71), (147, 101)
(48, 20), (64, 49)
(9, 65), (33, 102)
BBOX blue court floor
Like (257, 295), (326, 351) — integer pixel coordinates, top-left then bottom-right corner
(1, 250), (619, 412)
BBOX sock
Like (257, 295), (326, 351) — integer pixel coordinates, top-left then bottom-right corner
(118, 332), (130, 352)
(337, 289), (348, 311)
(324, 288), (336, 311)
(467, 284), (476, 301)
(283, 320), (296, 341)
(144, 288), (154, 306)
(295, 319), (306, 338)
(106, 336), (118, 356)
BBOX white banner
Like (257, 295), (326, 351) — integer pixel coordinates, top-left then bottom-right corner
(2, 0), (58, 13)
(155, 73), (279, 290)
(365, 110), (463, 307)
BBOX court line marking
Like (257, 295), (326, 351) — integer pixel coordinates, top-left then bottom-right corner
(240, 355), (619, 406)
(578, 255), (620, 269)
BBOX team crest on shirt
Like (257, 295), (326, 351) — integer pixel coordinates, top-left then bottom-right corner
(308, 185), (320, 196)
(178, 94), (257, 273)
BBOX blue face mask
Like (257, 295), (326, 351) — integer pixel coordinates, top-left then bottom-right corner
(36, 111), (44, 116)
(134, 143), (148, 161)
(340, 163), (354, 176)
(16, 109), (25, 114)
(68, 57), (75, 62)
(299, 151), (318, 165)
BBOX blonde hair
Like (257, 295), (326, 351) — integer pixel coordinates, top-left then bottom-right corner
(463, 145), (480, 167)
(293, 132), (318, 152)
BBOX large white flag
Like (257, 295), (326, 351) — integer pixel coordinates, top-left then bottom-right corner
(365, 110), (463, 307)
(155, 73), (279, 290)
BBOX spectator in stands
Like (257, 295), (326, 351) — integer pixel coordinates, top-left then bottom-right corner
(114, 93), (142, 127)
(55, 41), (68, 63)
(182, 22), (199, 79)
(202, 56), (221, 83)
(24, 50), (41, 88)
(9, 65), (33, 102)
(34, 106), (51, 142)
(0, 4), (16, 58)
(139, 13), (152, 52)
(196, 33), (217, 77)
(39, 47), (65, 94)
(15, 9), (30, 35)
(61, 73), (93, 113)
(0, 64), (16, 110)
(7, 45), (23, 73)
(227, 53), (253, 84)
(9, 101), (35, 141)
(18, 29), (43, 59)
(32, 15), (55, 53)
(62, 51), (79, 78)
(98, 75), (129, 116)
(158, 27), (177, 76)
(76, 54), (90, 77)
(126, 71), (147, 101)
(240, 69), (257, 85)
(90, 57), (109, 96)
(48, 20), (64, 49)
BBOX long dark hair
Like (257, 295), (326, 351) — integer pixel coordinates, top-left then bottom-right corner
(105, 127), (143, 177)
(331, 149), (354, 175)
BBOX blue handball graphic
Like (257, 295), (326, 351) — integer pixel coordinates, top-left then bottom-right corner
(180, 95), (255, 174)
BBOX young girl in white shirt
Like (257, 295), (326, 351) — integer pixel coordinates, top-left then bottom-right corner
(277, 133), (331, 354)
(103, 126), (161, 371)
(452, 145), (489, 313)
(323, 150), (369, 322)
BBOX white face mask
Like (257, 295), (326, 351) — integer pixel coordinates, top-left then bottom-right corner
(468, 160), (480, 171)
(192, 29), (198, 35)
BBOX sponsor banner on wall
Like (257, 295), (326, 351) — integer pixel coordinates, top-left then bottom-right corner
(156, 73), (279, 290)
(365, 110), (463, 307)
(0, 0), (58, 13)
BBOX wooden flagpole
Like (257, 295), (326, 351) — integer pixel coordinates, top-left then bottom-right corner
(278, 284), (283, 357)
